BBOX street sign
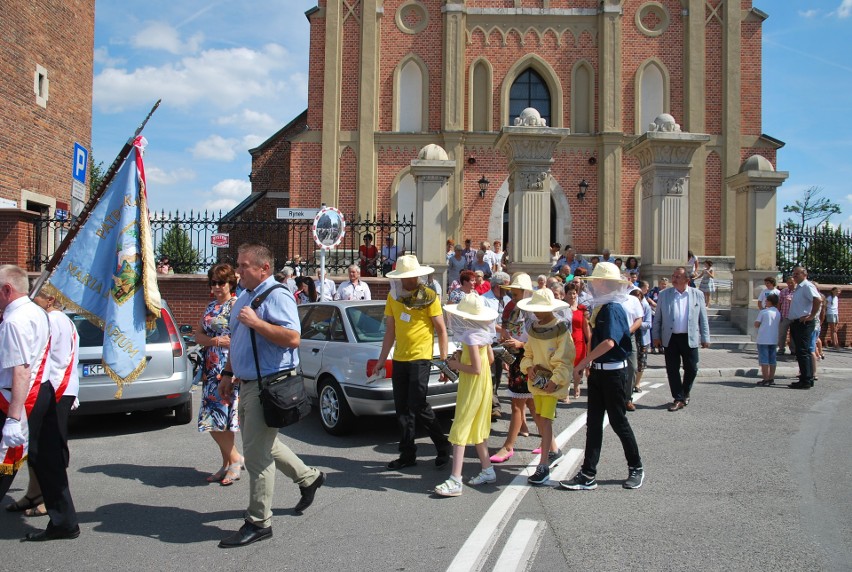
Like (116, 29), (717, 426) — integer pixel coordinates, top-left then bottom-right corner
(312, 206), (346, 250)
(276, 207), (320, 220)
(55, 209), (69, 221)
(211, 233), (229, 248)
(72, 143), (88, 184)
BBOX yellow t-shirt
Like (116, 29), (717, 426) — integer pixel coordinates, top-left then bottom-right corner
(385, 294), (442, 361)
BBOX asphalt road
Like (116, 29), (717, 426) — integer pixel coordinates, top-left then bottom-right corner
(1, 373), (850, 572)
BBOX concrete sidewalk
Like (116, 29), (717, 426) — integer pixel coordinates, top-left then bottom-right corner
(640, 346), (852, 380)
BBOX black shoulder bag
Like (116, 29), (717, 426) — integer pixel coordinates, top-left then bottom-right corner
(250, 284), (311, 428)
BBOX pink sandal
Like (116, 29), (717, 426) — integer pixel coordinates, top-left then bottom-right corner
(489, 449), (514, 463)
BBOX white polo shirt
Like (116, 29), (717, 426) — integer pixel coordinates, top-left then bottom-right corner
(335, 280), (372, 301)
(789, 279), (820, 320)
(46, 311), (80, 399)
(0, 297), (51, 401)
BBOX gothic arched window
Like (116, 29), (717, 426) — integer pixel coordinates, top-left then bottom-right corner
(509, 69), (551, 126)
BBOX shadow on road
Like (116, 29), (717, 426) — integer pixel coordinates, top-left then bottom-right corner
(78, 464), (212, 488)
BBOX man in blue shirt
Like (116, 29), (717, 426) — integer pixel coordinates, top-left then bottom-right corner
(217, 243), (324, 548)
(561, 262), (644, 491)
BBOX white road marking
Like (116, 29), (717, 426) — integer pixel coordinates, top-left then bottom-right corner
(446, 381), (659, 572)
(493, 519), (545, 572)
(649, 382), (665, 389)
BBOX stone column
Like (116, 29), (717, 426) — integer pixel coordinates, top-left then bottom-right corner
(495, 108), (569, 274)
(726, 155), (788, 331)
(356, 0), (381, 216)
(410, 144), (456, 288)
(624, 114), (710, 283)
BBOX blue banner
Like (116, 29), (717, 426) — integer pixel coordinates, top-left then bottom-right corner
(46, 137), (161, 396)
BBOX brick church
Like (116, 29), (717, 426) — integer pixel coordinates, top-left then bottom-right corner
(246, 0), (781, 260)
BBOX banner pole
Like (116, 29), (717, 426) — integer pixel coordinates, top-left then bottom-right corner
(30, 100), (162, 297)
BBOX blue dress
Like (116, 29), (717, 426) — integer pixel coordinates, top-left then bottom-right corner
(197, 297), (239, 432)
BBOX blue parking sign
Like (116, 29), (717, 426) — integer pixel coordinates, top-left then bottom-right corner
(73, 143), (88, 184)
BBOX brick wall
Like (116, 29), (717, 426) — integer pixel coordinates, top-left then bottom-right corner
(818, 285), (852, 348)
(0, 210), (40, 268)
(0, 0), (93, 206)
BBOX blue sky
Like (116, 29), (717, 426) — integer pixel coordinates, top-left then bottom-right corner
(93, 1), (852, 225)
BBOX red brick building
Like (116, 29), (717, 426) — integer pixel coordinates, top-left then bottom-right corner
(247, 0), (781, 259)
(0, 0), (94, 267)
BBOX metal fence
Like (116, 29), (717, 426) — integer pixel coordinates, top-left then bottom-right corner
(777, 224), (852, 284)
(32, 210), (416, 276)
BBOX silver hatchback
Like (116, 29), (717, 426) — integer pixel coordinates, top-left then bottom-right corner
(297, 300), (458, 436)
(71, 301), (193, 424)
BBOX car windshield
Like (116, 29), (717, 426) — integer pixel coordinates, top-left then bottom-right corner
(345, 305), (386, 343)
(69, 313), (169, 348)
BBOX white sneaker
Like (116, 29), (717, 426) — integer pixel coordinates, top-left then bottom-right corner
(434, 477), (463, 497)
(468, 467), (497, 486)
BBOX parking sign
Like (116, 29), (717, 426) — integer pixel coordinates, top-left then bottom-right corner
(73, 143), (88, 184)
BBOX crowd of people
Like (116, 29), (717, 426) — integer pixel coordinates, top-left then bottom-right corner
(1, 232), (844, 547)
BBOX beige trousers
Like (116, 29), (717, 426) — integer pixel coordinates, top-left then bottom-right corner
(238, 379), (319, 528)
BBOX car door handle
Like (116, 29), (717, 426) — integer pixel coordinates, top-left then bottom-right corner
(312, 348), (320, 354)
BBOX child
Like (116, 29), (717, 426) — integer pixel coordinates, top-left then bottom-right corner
(516, 288), (575, 485)
(825, 287), (840, 349)
(754, 293), (780, 386)
(433, 293), (498, 497)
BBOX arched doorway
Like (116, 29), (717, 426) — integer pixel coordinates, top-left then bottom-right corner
(487, 176), (573, 251)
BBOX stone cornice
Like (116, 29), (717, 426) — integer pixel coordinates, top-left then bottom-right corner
(624, 133), (711, 171)
(726, 170), (789, 192)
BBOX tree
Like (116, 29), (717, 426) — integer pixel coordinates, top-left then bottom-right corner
(782, 186), (841, 230)
(89, 156), (106, 196)
(157, 225), (202, 274)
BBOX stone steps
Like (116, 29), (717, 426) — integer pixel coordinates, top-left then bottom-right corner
(707, 305), (754, 350)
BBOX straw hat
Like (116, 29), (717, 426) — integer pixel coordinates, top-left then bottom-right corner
(444, 292), (498, 322)
(500, 272), (533, 291)
(384, 254), (434, 278)
(580, 261), (627, 282)
(515, 288), (569, 312)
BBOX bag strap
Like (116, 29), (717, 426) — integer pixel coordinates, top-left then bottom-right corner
(248, 284), (289, 384)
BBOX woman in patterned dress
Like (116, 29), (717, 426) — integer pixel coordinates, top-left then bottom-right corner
(195, 263), (242, 486)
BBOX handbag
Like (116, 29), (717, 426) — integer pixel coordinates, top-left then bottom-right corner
(249, 284), (311, 428)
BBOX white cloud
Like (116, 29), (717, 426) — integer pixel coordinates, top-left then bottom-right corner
(845, 194), (852, 203)
(203, 178), (251, 212)
(798, 9), (819, 18)
(93, 46), (124, 67)
(94, 43), (301, 113)
(189, 135), (240, 161)
(132, 22), (204, 54)
(145, 166), (196, 186)
(838, 0), (852, 17)
(216, 109), (279, 132)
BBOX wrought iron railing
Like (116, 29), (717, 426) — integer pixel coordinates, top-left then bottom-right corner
(777, 224), (852, 284)
(32, 210), (416, 276)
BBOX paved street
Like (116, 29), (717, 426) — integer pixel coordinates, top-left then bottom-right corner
(1, 352), (850, 572)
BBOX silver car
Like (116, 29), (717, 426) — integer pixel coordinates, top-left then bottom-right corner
(71, 301), (193, 424)
(297, 300), (458, 436)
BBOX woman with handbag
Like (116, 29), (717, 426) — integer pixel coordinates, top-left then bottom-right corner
(195, 263), (243, 486)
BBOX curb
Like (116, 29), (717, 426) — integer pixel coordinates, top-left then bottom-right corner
(641, 366), (852, 380)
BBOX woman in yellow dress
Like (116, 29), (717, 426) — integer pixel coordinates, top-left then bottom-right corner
(434, 293), (497, 497)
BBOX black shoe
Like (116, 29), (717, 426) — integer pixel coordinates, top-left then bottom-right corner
(623, 466), (645, 489)
(527, 464), (550, 486)
(547, 449), (563, 467)
(218, 521), (272, 548)
(387, 457), (417, 471)
(435, 452), (450, 468)
(789, 381), (811, 390)
(294, 471), (325, 513)
(22, 525), (81, 542)
(560, 471), (598, 491)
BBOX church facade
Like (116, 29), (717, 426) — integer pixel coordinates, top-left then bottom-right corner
(248, 0), (781, 259)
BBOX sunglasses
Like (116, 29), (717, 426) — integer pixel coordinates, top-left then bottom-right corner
(210, 280), (228, 287)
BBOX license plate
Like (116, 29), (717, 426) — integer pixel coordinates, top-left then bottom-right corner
(82, 364), (105, 377)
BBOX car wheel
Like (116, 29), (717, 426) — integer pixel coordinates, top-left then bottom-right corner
(173, 399), (193, 425)
(318, 378), (354, 436)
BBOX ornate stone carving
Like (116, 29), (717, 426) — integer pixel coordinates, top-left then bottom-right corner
(514, 107), (548, 127)
(635, 2), (670, 38)
(647, 113), (681, 133)
(665, 177), (685, 195)
(396, 1), (428, 35)
(520, 171), (548, 191)
(641, 172), (655, 199)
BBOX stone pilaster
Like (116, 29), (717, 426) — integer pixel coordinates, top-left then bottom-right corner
(598, 1), (623, 133)
(722, 0), (743, 256)
(442, 1), (466, 131)
(624, 115), (709, 282)
(685, 0), (707, 252)
(320, 1), (343, 206)
(410, 145), (456, 287)
(357, 0), (381, 216)
(495, 109), (569, 273)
